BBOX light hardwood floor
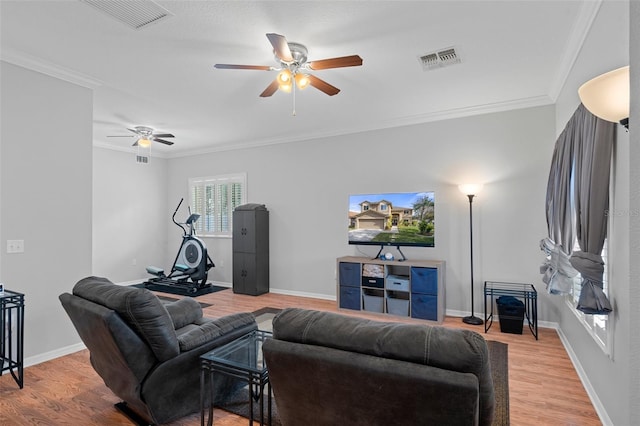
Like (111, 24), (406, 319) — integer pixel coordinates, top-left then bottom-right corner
(0, 289), (601, 425)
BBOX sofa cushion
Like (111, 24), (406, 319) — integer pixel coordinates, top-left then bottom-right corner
(272, 308), (495, 425)
(175, 312), (256, 352)
(164, 297), (203, 329)
(73, 276), (180, 361)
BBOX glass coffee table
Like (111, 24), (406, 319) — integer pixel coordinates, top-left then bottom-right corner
(200, 330), (272, 426)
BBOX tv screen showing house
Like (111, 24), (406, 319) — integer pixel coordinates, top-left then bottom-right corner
(348, 192), (435, 247)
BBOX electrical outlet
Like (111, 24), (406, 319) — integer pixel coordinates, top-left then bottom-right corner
(6, 240), (24, 254)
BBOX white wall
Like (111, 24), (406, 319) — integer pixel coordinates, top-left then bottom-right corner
(551, 0), (631, 424)
(166, 105), (556, 318)
(0, 61), (93, 360)
(627, 0), (639, 420)
(92, 147), (168, 283)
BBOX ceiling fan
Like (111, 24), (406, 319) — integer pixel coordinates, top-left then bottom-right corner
(214, 33), (363, 98)
(107, 126), (175, 147)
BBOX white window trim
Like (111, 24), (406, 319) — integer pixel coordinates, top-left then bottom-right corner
(188, 172), (247, 238)
(564, 164), (614, 358)
(564, 277), (613, 357)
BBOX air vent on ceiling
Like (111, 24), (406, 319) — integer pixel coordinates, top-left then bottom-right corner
(419, 47), (461, 71)
(81, 0), (174, 30)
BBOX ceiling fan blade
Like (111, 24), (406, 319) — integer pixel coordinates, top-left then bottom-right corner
(152, 133), (174, 138)
(153, 138), (174, 145)
(132, 141), (139, 147)
(308, 74), (340, 96)
(214, 64), (273, 71)
(127, 128), (139, 134)
(307, 55), (363, 70)
(260, 79), (280, 98)
(266, 33), (293, 63)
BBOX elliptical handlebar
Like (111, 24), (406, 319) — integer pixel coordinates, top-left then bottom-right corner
(172, 198), (187, 235)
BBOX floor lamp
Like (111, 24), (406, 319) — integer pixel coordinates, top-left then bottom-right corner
(459, 184), (484, 326)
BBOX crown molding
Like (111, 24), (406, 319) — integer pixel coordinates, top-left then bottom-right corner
(168, 94), (554, 159)
(547, 0), (603, 102)
(0, 48), (102, 89)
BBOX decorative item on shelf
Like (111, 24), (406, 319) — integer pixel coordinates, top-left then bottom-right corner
(578, 65), (629, 130)
(459, 183), (484, 326)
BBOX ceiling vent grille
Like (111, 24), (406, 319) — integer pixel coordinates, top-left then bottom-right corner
(80, 0), (174, 30)
(419, 47), (461, 71)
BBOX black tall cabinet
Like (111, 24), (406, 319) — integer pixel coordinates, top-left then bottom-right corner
(232, 204), (269, 295)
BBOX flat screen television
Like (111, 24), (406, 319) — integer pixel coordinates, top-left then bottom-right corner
(348, 191), (435, 250)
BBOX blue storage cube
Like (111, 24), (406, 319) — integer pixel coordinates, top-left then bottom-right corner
(339, 286), (361, 310)
(411, 267), (438, 294)
(411, 293), (438, 321)
(339, 262), (361, 287)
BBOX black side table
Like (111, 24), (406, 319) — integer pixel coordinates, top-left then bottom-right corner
(200, 330), (272, 426)
(0, 289), (25, 388)
(484, 281), (538, 340)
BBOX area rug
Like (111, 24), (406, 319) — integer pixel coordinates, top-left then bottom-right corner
(129, 281), (228, 297)
(222, 308), (509, 426)
(487, 340), (510, 426)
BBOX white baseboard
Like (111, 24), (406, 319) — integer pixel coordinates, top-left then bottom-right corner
(24, 342), (86, 369)
(269, 287), (337, 301)
(555, 327), (612, 426)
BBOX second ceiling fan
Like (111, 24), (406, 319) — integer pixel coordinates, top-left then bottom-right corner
(108, 126), (175, 146)
(214, 33), (363, 97)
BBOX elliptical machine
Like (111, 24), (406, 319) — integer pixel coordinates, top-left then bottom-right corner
(144, 198), (214, 293)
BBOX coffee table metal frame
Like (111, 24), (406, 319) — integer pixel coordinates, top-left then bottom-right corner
(200, 329), (272, 426)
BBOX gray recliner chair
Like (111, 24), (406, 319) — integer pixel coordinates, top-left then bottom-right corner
(59, 276), (257, 425)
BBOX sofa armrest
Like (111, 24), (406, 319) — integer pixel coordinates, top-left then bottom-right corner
(164, 297), (203, 329)
(177, 312), (256, 352)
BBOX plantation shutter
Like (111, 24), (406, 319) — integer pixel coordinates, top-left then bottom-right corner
(188, 173), (247, 236)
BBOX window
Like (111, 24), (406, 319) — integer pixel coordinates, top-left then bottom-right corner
(565, 167), (611, 352)
(189, 173), (246, 237)
(567, 239), (610, 352)
(562, 121), (613, 354)
(545, 104), (616, 355)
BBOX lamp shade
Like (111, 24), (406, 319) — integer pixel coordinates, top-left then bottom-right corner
(458, 184), (483, 196)
(578, 66), (629, 123)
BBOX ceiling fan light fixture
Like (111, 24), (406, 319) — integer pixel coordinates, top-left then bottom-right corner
(277, 69), (294, 93)
(295, 73), (310, 90)
(277, 69), (292, 84)
(138, 137), (152, 148)
(279, 82), (293, 93)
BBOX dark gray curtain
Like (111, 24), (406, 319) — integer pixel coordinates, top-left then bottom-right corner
(570, 104), (615, 314)
(541, 108), (580, 296)
(542, 104), (615, 314)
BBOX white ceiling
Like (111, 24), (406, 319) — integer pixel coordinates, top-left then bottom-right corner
(1, 0), (598, 157)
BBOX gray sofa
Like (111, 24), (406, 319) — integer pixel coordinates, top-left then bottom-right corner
(263, 308), (495, 426)
(59, 276), (257, 425)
